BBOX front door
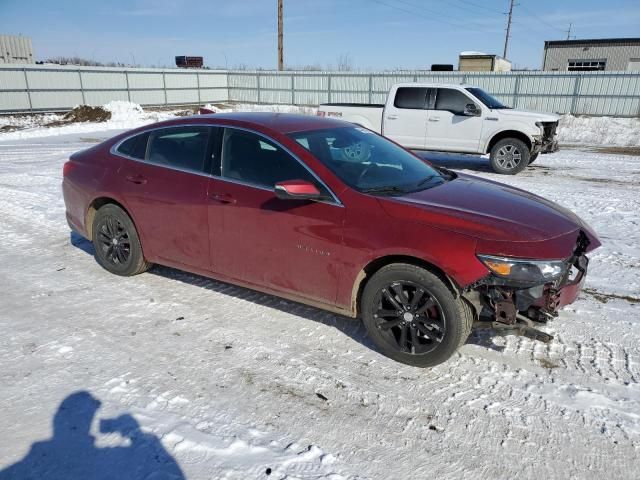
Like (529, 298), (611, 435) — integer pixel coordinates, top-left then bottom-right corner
(116, 125), (215, 269)
(425, 88), (483, 153)
(207, 128), (344, 304)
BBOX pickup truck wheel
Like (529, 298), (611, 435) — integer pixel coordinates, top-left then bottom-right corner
(489, 138), (530, 175)
(528, 152), (539, 164)
(92, 204), (151, 276)
(361, 264), (472, 367)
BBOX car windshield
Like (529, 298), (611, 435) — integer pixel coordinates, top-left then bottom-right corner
(288, 126), (446, 195)
(466, 87), (510, 109)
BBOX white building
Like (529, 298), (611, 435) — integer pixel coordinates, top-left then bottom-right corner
(0, 35), (34, 64)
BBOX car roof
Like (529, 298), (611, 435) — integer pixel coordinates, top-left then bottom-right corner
(393, 82), (475, 89)
(198, 112), (350, 134)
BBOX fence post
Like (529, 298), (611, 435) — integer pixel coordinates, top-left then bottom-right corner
(124, 70), (131, 102)
(327, 74), (332, 103)
(570, 74), (582, 115)
(77, 69), (86, 105)
(23, 68), (33, 111)
(162, 70), (168, 105)
(196, 72), (201, 105)
(368, 74), (373, 104)
(256, 73), (261, 104)
(291, 73), (295, 105)
(513, 74), (520, 109)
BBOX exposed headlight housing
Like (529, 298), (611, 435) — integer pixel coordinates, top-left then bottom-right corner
(477, 254), (566, 285)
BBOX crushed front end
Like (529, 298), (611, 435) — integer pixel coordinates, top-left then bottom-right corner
(465, 231), (595, 342)
(533, 121), (559, 155)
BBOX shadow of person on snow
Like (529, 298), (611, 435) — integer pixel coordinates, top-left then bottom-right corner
(0, 391), (184, 480)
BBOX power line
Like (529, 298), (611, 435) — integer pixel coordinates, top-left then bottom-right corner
(519, 4), (566, 33)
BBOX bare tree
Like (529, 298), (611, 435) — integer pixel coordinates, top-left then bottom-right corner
(336, 53), (353, 71)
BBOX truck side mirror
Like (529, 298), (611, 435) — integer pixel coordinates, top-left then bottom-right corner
(463, 104), (480, 116)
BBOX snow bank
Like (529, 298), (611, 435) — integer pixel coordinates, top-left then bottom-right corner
(202, 103), (317, 115)
(558, 115), (640, 147)
(0, 101), (180, 141)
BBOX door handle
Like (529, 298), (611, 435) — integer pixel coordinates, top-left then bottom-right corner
(125, 175), (147, 185)
(386, 115), (398, 120)
(428, 117), (440, 122)
(209, 193), (236, 205)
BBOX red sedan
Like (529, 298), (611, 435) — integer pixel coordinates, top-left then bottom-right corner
(62, 113), (600, 366)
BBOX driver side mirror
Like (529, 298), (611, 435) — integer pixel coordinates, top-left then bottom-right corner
(463, 103), (480, 116)
(274, 179), (322, 201)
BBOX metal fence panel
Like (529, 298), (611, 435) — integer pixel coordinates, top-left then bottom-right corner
(1, 65), (639, 116)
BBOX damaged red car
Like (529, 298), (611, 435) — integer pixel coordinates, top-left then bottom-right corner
(62, 113), (600, 366)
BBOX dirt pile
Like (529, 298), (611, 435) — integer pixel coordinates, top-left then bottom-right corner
(45, 105), (111, 127)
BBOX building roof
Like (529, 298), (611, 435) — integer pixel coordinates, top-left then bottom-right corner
(545, 38), (640, 48)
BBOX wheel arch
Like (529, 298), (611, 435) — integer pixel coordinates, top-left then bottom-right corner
(485, 130), (532, 154)
(85, 196), (132, 239)
(350, 255), (460, 318)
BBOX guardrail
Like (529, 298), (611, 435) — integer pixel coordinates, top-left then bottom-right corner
(1, 65), (639, 116)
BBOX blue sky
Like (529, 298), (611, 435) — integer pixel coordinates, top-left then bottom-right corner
(2, 0), (640, 70)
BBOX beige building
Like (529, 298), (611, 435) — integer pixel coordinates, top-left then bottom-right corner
(543, 38), (640, 71)
(0, 35), (34, 64)
(458, 52), (512, 72)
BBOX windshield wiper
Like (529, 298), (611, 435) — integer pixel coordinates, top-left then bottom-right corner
(415, 175), (442, 188)
(360, 185), (405, 196)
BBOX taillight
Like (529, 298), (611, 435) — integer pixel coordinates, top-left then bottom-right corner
(316, 111), (326, 117)
(63, 161), (76, 177)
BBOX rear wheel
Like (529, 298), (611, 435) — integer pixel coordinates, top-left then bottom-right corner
(489, 138), (530, 175)
(361, 264), (473, 367)
(92, 204), (151, 276)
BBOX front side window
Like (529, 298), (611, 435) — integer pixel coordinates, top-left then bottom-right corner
(116, 131), (150, 159)
(434, 88), (474, 115)
(146, 126), (211, 173)
(221, 128), (332, 197)
(289, 126), (446, 195)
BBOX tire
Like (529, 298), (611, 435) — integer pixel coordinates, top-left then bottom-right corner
(528, 152), (539, 164)
(489, 138), (530, 175)
(361, 264), (473, 367)
(92, 204), (151, 276)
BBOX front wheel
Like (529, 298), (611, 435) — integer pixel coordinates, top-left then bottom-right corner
(361, 264), (473, 367)
(489, 138), (530, 175)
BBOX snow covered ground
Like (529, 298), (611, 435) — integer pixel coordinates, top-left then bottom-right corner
(0, 114), (639, 479)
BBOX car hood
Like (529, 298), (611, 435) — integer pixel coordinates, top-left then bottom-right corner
(494, 109), (559, 122)
(378, 174), (585, 242)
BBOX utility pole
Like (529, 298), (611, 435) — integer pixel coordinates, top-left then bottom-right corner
(565, 23), (573, 40)
(277, 0), (284, 71)
(503, 0), (516, 59)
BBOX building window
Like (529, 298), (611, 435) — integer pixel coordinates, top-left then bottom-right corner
(567, 60), (606, 71)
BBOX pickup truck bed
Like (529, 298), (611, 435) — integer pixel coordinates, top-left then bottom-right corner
(318, 103), (384, 133)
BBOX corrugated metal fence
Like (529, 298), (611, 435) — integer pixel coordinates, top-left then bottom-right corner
(0, 64), (228, 112)
(1, 65), (640, 116)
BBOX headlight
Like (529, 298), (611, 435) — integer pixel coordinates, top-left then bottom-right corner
(477, 254), (566, 284)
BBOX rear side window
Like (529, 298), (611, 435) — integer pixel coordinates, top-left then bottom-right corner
(146, 126), (211, 173)
(394, 87), (428, 109)
(435, 88), (472, 115)
(116, 132), (150, 159)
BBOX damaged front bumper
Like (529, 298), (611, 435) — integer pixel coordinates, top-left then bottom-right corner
(533, 121), (559, 155)
(466, 232), (591, 342)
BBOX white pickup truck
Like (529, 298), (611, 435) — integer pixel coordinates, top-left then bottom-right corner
(317, 83), (559, 174)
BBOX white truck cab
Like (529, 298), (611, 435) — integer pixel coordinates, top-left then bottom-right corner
(318, 83), (559, 175)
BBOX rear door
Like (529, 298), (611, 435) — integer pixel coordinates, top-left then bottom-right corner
(425, 88), (483, 152)
(206, 127), (344, 304)
(115, 125), (218, 269)
(382, 87), (430, 149)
